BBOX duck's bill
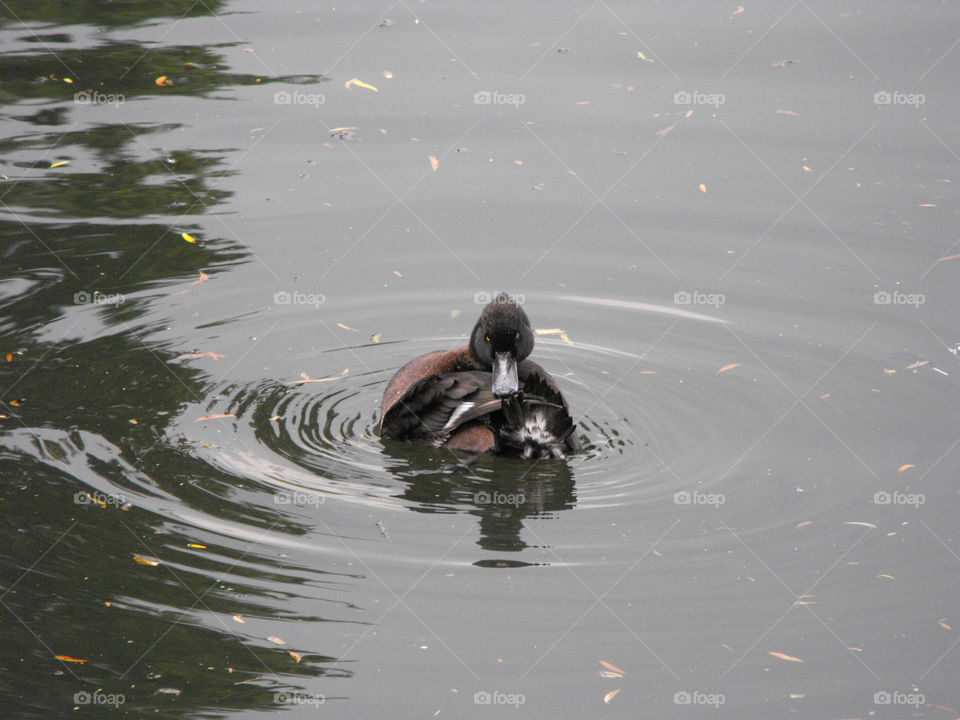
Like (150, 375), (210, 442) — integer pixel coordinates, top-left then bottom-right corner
(492, 351), (519, 397)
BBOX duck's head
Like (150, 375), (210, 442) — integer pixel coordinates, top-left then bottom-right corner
(469, 293), (534, 398)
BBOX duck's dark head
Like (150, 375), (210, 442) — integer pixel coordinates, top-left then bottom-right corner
(469, 293), (534, 398)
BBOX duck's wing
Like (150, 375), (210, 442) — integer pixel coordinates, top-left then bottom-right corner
(379, 371), (501, 441)
(515, 361), (581, 454)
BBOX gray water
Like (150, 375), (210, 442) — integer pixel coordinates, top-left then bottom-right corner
(1, 1), (959, 718)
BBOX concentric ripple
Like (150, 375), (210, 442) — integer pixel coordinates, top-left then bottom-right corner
(168, 293), (826, 518)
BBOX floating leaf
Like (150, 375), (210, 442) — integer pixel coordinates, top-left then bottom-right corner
(382, 70), (393, 79)
(181, 232), (197, 244)
(603, 689), (621, 704)
(716, 363), (741, 375)
(796, 520), (812, 528)
(732, 6), (745, 15)
(194, 413), (235, 422)
(192, 271), (210, 284)
(187, 543), (206, 549)
(599, 660), (625, 676)
(233, 615), (245, 623)
(289, 651), (302, 663)
(898, 464), (915, 473)
(429, 155), (439, 171)
(155, 75), (173, 87)
(844, 521), (876, 528)
(49, 160), (70, 168)
(801, 165), (812, 173)
(656, 125), (675, 136)
(337, 322), (359, 332)
(370, 333), (381, 343)
(129, 419), (139, 425)
(699, 183), (707, 193)
(939, 619), (952, 630)
(775, 109), (799, 116)
(876, 574), (895, 579)
(768, 651), (804, 663)
(345, 78), (378, 92)
(133, 556), (160, 566)
(55, 655), (88, 663)
(936, 253), (960, 263)
(267, 636), (286, 645)
(178, 352), (225, 360)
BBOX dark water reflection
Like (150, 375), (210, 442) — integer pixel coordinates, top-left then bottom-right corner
(3, 0), (960, 718)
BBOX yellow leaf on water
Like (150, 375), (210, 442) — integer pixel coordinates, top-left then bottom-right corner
(345, 78), (378, 92)
(599, 660), (626, 675)
(732, 6), (745, 15)
(429, 155), (440, 171)
(337, 323), (359, 332)
(656, 125), (675, 136)
(133, 556), (160, 566)
(796, 520), (812, 528)
(155, 75), (173, 87)
(233, 615), (245, 623)
(267, 636), (286, 645)
(55, 655), (88, 663)
(603, 689), (621, 704)
(187, 543), (206, 549)
(699, 183), (707, 193)
(898, 464), (915, 472)
(194, 413), (235, 422)
(49, 160), (70, 168)
(768, 651), (804, 663)
(181, 233), (197, 244)
(370, 333), (381, 343)
(382, 71), (393, 79)
(938, 619), (952, 630)
(289, 651), (302, 663)
(192, 271), (210, 284)
(716, 363), (741, 375)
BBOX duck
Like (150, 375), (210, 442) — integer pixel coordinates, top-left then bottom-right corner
(379, 293), (580, 459)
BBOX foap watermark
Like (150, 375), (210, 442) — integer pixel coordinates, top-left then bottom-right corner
(474, 490), (525, 507)
(874, 90), (925, 108)
(674, 690), (725, 708)
(474, 90), (525, 107)
(674, 490), (725, 508)
(74, 290), (125, 306)
(674, 90), (725, 108)
(674, 290), (725, 308)
(874, 290), (924, 307)
(274, 491), (325, 507)
(473, 690), (525, 707)
(74, 90), (125, 107)
(274, 290), (326, 308)
(73, 691), (125, 708)
(874, 690), (924, 707)
(74, 490), (127, 507)
(274, 90), (325, 108)
(274, 692), (325, 708)
(873, 491), (925, 508)
(474, 291), (525, 305)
